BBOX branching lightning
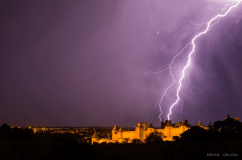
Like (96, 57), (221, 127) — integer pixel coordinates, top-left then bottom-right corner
(165, 0), (241, 120)
(143, 0), (242, 121)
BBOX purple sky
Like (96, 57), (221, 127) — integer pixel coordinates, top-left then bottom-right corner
(0, 0), (242, 127)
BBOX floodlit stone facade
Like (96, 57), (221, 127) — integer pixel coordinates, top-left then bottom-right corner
(91, 113), (241, 144)
(92, 120), (192, 144)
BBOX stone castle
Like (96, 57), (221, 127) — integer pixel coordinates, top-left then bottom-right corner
(92, 113), (240, 144)
(92, 119), (199, 144)
(112, 120), (190, 143)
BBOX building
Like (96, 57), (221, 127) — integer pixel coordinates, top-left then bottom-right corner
(213, 112), (241, 132)
(92, 129), (113, 144)
(196, 120), (209, 130)
(225, 112), (240, 121)
(92, 113), (242, 144)
(92, 120), (193, 144)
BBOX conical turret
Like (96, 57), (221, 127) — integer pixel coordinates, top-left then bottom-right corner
(181, 121), (185, 126)
(148, 122), (154, 128)
(198, 121), (203, 127)
(92, 129), (99, 144)
(225, 112), (230, 120)
(92, 129), (99, 139)
(165, 120), (173, 127)
(119, 127), (122, 131)
(113, 124), (118, 131)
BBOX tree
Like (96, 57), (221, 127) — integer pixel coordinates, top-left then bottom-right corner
(0, 123), (34, 140)
(208, 121), (213, 131)
(179, 126), (208, 141)
(173, 136), (179, 141)
(213, 119), (242, 139)
(145, 131), (163, 143)
(0, 123), (11, 139)
(132, 139), (142, 144)
(213, 121), (223, 131)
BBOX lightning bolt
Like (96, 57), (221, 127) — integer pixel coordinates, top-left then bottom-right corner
(163, 0), (242, 120)
(142, 0), (241, 121)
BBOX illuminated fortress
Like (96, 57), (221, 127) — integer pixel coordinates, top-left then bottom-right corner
(92, 113), (241, 144)
(112, 120), (190, 142)
(92, 119), (207, 144)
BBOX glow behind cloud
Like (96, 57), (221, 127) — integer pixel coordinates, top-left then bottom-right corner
(161, 0), (242, 120)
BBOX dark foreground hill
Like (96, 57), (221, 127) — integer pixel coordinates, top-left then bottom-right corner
(0, 139), (241, 160)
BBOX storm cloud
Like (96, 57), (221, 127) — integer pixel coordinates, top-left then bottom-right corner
(0, 0), (242, 127)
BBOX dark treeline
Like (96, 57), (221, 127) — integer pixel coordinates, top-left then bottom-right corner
(0, 123), (91, 160)
(178, 116), (242, 141)
(0, 123), (86, 143)
(0, 124), (34, 140)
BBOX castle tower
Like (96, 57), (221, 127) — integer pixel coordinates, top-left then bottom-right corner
(165, 120), (173, 138)
(147, 122), (154, 132)
(119, 127), (122, 131)
(161, 119), (165, 129)
(180, 121), (186, 132)
(166, 120), (172, 124)
(113, 124), (118, 133)
(92, 129), (99, 144)
(118, 127), (123, 139)
(148, 122), (154, 129)
(135, 123), (142, 140)
(145, 122), (154, 140)
(184, 120), (188, 125)
(140, 122), (147, 141)
(225, 112), (230, 120)
(142, 122), (147, 130)
(165, 120), (173, 127)
(197, 121), (203, 127)
(112, 124), (118, 140)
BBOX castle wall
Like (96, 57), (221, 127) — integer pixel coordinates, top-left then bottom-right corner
(142, 130), (150, 141)
(122, 131), (136, 140)
(110, 122), (190, 143)
(95, 125), (189, 144)
(155, 127), (188, 140)
(135, 126), (141, 140)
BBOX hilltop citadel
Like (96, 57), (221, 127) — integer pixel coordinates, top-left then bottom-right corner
(92, 113), (240, 144)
